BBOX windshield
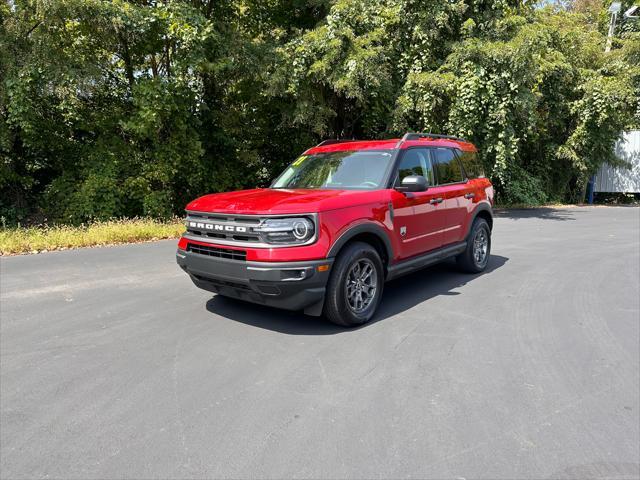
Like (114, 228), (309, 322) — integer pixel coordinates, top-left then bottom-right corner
(272, 150), (394, 190)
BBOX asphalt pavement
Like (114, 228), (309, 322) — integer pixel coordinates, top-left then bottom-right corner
(1, 207), (639, 479)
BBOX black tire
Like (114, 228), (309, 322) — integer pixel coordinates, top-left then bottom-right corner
(457, 218), (491, 273)
(323, 242), (384, 327)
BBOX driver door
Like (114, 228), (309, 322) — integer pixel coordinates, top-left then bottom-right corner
(390, 148), (446, 260)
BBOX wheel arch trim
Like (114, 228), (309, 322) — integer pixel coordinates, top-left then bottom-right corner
(464, 202), (493, 238)
(327, 222), (394, 265)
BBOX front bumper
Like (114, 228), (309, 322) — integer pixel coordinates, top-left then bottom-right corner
(176, 248), (333, 316)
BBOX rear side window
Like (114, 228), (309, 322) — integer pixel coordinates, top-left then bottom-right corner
(433, 148), (464, 184)
(456, 150), (484, 179)
(395, 148), (434, 186)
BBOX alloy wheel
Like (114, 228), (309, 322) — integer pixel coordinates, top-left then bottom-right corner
(344, 259), (378, 314)
(473, 228), (489, 266)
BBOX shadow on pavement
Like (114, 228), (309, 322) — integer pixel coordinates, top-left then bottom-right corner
(205, 255), (509, 335)
(494, 207), (576, 221)
(546, 462), (640, 480)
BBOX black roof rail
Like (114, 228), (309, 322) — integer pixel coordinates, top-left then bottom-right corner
(400, 132), (469, 144)
(316, 139), (360, 147)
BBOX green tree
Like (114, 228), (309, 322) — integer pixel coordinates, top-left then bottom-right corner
(1, 0), (637, 224)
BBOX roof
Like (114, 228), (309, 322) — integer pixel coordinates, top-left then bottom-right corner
(305, 137), (477, 155)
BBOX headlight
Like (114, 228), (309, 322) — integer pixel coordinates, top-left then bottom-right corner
(255, 217), (316, 245)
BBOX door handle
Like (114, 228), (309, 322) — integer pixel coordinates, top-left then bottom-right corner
(464, 193), (476, 199)
(430, 197), (444, 205)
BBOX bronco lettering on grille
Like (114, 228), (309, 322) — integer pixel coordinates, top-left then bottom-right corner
(188, 221), (248, 233)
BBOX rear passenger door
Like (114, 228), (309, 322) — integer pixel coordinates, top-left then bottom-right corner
(432, 148), (470, 246)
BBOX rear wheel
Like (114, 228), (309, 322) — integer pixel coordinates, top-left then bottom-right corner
(457, 218), (491, 273)
(324, 242), (384, 327)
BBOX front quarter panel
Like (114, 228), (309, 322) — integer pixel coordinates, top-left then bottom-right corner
(250, 200), (393, 262)
(321, 200), (394, 259)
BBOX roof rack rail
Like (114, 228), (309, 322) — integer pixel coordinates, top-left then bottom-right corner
(316, 139), (360, 147)
(400, 132), (468, 143)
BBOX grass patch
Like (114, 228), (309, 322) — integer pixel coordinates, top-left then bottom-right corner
(0, 218), (186, 255)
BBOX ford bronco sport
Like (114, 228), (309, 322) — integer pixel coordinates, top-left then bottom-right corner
(176, 133), (494, 327)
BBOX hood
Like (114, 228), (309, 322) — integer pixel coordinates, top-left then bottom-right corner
(186, 188), (385, 215)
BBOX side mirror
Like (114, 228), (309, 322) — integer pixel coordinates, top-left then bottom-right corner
(396, 175), (429, 193)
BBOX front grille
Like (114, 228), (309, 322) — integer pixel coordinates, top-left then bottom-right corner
(185, 212), (261, 243)
(186, 243), (247, 261)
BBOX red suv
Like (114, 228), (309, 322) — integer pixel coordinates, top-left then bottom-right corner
(177, 133), (494, 326)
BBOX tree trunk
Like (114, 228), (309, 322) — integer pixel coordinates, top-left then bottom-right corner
(118, 31), (135, 91)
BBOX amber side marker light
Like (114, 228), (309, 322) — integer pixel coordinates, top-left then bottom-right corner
(317, 264), (330, 272)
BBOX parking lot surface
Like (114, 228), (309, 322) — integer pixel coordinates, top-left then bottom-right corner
(1, 207), (639, 479)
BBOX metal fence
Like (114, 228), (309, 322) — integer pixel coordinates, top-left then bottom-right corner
(594, 130), (640, 193)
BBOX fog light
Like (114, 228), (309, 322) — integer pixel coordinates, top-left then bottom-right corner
(281, 269), (307, 281)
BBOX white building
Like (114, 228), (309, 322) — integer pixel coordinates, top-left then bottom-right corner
(594, 130), (640, 194)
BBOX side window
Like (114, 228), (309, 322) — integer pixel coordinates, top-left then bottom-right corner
(433, 148), (464, 184)
(395, 148), (434, 186)
(456, 150), (484, 179)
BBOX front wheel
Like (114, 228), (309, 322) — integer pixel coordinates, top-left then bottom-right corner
(324, 242), (384, 327)
(457, 218), (491, 273)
